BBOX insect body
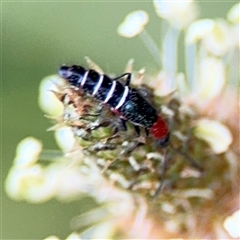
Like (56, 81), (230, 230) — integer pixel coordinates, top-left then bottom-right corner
(59, 65), (170, 147)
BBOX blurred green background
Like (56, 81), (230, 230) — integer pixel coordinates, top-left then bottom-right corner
(2, 1), (237, 239)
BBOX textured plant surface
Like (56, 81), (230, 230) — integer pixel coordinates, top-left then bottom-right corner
(5, 1), (239, 239)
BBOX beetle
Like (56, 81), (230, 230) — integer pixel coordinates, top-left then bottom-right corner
(59, 65), (170, 147)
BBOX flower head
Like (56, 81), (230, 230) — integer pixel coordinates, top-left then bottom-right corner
(153, 0), (198, 29)
(5, 2), (239, 239)
(227, 2), (240, 24)
(194, 119), (232, 154)
(186, 19), (233, 56)
(54, 126), (76, 153)
(117, 10), (149, 38)
(38, 75), (65, 117)
(223, 209), (240, 238)
(14, 137), (42, 168)
(186, 19), (215, 44)
(195, 57), (226, 101)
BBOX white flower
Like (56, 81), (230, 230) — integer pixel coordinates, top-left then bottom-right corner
(44, 236), (60, 240)
(195, 57), (226, 100)
(5, 164), (54, 202)
(148, 71), (176, 96)
(230, 24), (240, 49)
(194, 119), (232, 154)
(153, 0), (198, 29)
(118, 10), (149, 38)
(39, 75), (65, 117)
(186, 19), (215, 44)
(54, 126), (76, 153)
(227, 3), (240, 24)
(227, 3), (240, 49)
(52, 164), (88, 201)
(203, 20), (233, 56)
(223, 209), (240, 238)
(66, 232), (82, 240)
(14, 137), (42, 168)
(186, 19), (233, 56)
(177, 188), (214, 199)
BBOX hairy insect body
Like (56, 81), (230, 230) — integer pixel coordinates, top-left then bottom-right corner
(59, 65), (169, 147)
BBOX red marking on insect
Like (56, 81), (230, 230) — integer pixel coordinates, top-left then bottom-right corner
(150, 116), (169, 139)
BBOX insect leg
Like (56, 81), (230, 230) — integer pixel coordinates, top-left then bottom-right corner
(134, 125), (141, 136)
(106, 120), (126, 142)
(144, 128), (149, 136)
(118, 117), (127, 131)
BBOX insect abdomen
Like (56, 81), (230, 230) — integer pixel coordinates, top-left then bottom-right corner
(59, 65), (126, 109)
